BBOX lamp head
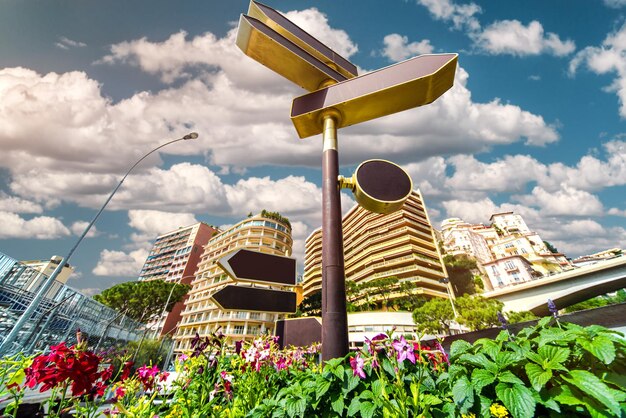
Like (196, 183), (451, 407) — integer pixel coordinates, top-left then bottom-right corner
(183, 132), (199, 140)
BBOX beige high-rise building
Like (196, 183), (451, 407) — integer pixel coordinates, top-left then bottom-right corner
(303, 190), (450, 308)
(174, 212), (293, 352)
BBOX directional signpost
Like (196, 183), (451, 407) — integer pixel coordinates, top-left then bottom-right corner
(236, 1), (458, 360)
(211, 249), (297, 314)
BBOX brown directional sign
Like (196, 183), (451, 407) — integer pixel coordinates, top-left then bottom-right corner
(290, 53), (458, 138)
(246, 1), (358, 80)
(211, 285), (297, 314)
(236, 15), (348, 92)
(218, 249), (296, 286)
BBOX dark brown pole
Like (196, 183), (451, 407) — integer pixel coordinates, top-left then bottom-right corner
(321, 111), (349, 361)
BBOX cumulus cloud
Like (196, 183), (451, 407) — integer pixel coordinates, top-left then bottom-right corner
(514, 186), (604, 216)
(473, 20), (575, 56)
(569, 22), (626, 118)
(70, 221), (99, 238)
(417, 0), (482, 32)
(128, 210), (199, 242)
(381, 34), (434, 62)
(0, 192), (42, 213)
(416, 0), (573, 58)
(92, 248), (149, 277)
(0, 211), (70, 239)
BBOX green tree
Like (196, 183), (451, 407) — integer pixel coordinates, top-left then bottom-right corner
(564, 289), (626, 313)
(94, 280), (191, 324)
(360, 277), (399, 310)
(295, 290), (321, 317)
(396, 282), (428, 311)
(455, 295), (504, 331)
(543, 240), (559, 254)
(412, 298), (456, 335)
(443, 254), (477, 296)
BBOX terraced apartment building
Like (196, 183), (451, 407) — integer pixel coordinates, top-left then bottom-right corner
(173, 212), (293, 352)
(303, 190), (450, 308)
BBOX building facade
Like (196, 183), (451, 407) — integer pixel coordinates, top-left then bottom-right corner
(139, 222), (218, 336)
(483, 255), (539, 289)
(303, 190), (451, 308)
(173, 213), (293, 352)
(440, 212), (572, 288)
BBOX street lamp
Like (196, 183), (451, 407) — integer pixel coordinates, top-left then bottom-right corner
(0, 132), (199, 354)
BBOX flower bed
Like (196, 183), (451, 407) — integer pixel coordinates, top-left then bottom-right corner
(1, 317), (624, 417)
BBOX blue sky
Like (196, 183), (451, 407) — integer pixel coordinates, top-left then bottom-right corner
(1, 0), (626, 295)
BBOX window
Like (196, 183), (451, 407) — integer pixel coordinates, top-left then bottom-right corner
(233, 325), (245, 335)
(511, 272), (521, 282)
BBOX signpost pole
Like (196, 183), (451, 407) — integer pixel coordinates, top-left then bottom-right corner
(321, 111), (349, 360)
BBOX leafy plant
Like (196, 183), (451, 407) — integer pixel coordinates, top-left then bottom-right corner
(448, 316), (626, 417)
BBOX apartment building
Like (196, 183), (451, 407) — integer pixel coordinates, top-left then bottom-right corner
(303, 190), (450, 308)
(139, 222), (218, 336)
(174, 212), (293, 352)
(441, 212), (571, 286)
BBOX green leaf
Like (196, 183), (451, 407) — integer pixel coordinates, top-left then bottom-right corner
(371, 379), (383, 398)
(360, 401), (376, 418)
(579, 335), (616, 365)
(382, 357), (396, 377)
(347, 397), (361, 417)
(525, 363), (552, 392)
(495, 351), (519, 369)
(359, 390), (374, 400)
(478, 395), (492, 417)
(537, 316), (552, 328)
(538, 344), (569, 362)
(479, 339), (501, 361)
(420, 394), (442, 407)
(333, 364), (345, 381)
(452, 375), (474, 411)
(564, 370), (621, 416)
(497, 370), (525, 386)
(551, 385), (585, 407)
(471, 369), (496, 393)
(495, 383), (536, 418)
(316, 379), (331, 399)
(285, 397), (306, 418)
(458, 353), (496, 371)
(343, 373), (360, 394)
(331, 392), (345, 414)
(449, 340), (472, 359)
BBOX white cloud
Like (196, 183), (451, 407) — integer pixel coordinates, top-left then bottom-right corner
(474, 20), (575, 56)
(70, 221), (99, 238)
(128, 210), (199, 241)
(569, 22), (626, 117)
(608, 207), (626, 216)
(514, 185), (604, 216)
(0, 192), (42, 213)
(604, 0), (626, 8)
(381, 34), (434, 62)
(446, 154), (546, 193)
(284, 8), (358, 59)
(55, 36), (87, 50)
(92, 248), (148, 277)
(417, 0), (482, 31)
(0, 211), (70, 239)
(441, 198), (499, 224)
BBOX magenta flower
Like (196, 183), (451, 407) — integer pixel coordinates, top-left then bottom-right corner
(350, 353), (366, 379)
(392, 336), (416, 364)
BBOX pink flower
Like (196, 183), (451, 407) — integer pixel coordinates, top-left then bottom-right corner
(177, 354), (188, 362)
(392, 336), (416, 364)
(350, 354), (366, 379)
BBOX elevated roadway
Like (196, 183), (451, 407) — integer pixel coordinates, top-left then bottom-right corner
(483, 256), (626, 315)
